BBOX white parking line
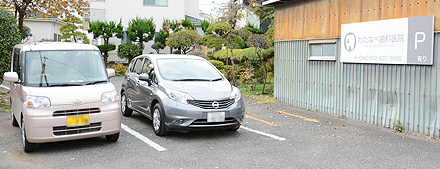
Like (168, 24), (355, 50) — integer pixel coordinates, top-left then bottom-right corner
(121, 124), (167, 151)
(240, 126), (287, 141)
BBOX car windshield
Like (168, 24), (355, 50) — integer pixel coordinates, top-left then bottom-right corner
(24, 50), (108, 87)
(156, 58), (223, 81)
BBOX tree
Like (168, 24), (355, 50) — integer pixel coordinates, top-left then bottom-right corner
(0, 0), (89, 35)
(265, 23), (274, 46)
(88, 20), (123, 66)
(0, 7), (21, 82)
(165, 29), (201, 54)
(151, 42), (165, 54)
(232, 27), (252, 48)
(117, 43), (143, 64)
(60, 17), (88, 43)
(21, 25), (32, 43)
(162, 18), (196, 34)
(246, 34), (271, 94)
(245, 22), (264, 34)
(181, 18), (196, 30)
(218, 0), (248, 85)
(201, 19), (210, 34)
(127, 17), (155, 45)
(152, 29), (168, 54)
(160, 18), (196, 53)
(202, 21), (244, 79)
(202, 22), (228, 50)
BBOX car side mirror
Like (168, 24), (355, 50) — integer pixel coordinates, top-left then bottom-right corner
(139, 74), (152, 86)
(3, 72), (19, 82)
(107, 68), (116, 78)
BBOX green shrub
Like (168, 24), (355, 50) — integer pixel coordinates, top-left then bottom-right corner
(213, 49), (246, 61)
(241, 47), (257, 60)
(212, 47), (272, 62)
(0, 7), (21, 82)
(208, 60), (225, 71)
(109, 63), (128, 76)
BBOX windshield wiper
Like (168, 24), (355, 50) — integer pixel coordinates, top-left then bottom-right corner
(173, 79), (211, 81)
(85, 80), (108, 85)
(210, 78), (223, 81)
(48, 83), (84, 87)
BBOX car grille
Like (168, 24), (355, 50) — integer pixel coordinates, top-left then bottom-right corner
(53, 108), (100, 117)
(190, 117), (238, 126)
(53, 122), (101, 136)
(187, 99), (235, 109)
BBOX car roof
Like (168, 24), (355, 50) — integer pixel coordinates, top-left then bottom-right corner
(14, 42), (99, 51)
(136, 54), (206, 62)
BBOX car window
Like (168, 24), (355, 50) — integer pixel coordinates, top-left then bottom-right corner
(128, 59), (137, 73)
(156, 59), (222, 81)
(150, 69), (158, 84)
(142, 59), (153, 74)
(133, 58), (144, 74)
(12, 48), (21, 82)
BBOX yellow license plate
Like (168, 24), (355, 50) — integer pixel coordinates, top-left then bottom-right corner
(66, 115), (90, 127)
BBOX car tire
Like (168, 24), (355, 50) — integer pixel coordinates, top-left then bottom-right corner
(105, 132), (119, 142)
(228, 124), (241, 131)
(21, 119), (36, 152)
(121, 92), (133, 117)
(152, 103), (168, 136)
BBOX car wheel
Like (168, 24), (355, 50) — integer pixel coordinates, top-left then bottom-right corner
(105, 132), (119, 142)
(121, 92), (133, 117)
(21, 119), (36, 152)
(152, 103), (168, 136)
(228, 124), (241, 131)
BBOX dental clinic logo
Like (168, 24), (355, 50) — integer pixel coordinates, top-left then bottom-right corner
(344, 32), (356, 52)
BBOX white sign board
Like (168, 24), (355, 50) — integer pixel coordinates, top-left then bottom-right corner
(340, 15), (434, 65)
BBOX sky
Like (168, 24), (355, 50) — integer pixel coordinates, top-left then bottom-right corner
(199, 0), (229, 16)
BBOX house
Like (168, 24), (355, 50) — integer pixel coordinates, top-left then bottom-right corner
(235, 0), (260, 29)
(24, 18), (65, 42)
(262, 0), (440, 137)
(84, 0), (201, 62)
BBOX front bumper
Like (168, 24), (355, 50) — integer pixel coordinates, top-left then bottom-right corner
(162, 97), (245, 132)
(23, 101), (121, 143)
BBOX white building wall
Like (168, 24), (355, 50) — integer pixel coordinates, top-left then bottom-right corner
(24, 19), (65, 43)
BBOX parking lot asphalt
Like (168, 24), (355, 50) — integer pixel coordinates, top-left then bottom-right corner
(1, 76), (440, 168)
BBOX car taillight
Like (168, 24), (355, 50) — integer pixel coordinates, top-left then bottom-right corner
(125, 70), (127, 77)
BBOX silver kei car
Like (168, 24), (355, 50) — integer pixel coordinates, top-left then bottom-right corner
(121, 54), (245, 135)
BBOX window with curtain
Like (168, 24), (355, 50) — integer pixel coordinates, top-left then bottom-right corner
(143, 0), (167, 6)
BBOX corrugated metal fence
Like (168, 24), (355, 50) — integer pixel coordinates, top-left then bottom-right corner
(274, 33), (440, 137)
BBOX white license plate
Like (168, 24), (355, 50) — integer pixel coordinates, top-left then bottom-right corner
(207, 112), (225, 123)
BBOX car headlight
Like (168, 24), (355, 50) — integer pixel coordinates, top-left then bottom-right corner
(230, 87), (241, 102)
(166, 89), (194, 104)
(25, 96), (51, 108)
(102, 90), (119, 103)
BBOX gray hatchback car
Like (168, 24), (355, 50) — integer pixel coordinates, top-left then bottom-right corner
(121, 54), (245, 135)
